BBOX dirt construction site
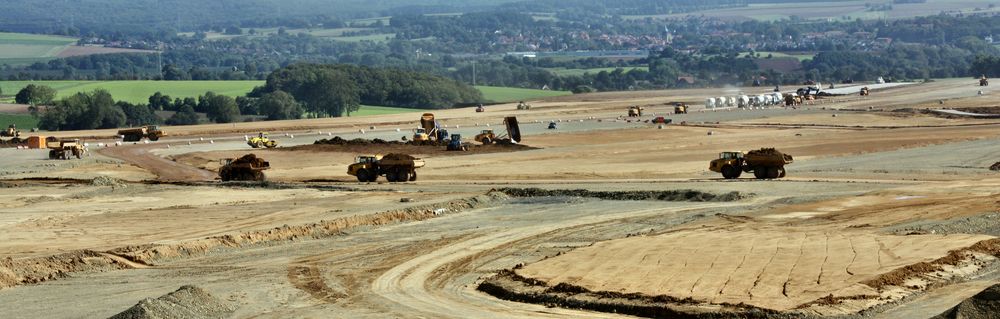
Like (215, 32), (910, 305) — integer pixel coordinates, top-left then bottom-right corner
(3, 78), (1000, 318)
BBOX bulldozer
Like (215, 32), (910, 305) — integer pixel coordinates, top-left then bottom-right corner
(981, 75), (989, 87)
(248, 132), (278, 148)
(474, 116), (521, 145)
(860, 87), (870, 96)
(219, 154), (270, 181)
(118, 125), (165, 142)
(709, 148), (793, 180)
(1, 124), (20, 138)
(347, 153), (425, 183)
(673, 103), (688, 114)
(447, 133), (469, 151)
(627, 106), (643, 117)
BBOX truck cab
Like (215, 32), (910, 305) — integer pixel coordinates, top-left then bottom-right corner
(413, 128), (430, 142)
(709, 151), (745, 179)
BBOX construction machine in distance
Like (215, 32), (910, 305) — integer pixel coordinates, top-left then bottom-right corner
(2, 124), (21, 138)
(219, 154), (270, 181)
(981, 75), (989, 87)
(118, 125), (165, 142)
(709, 148), (793, 180)
(673, 103), (688, 114)
(248, 132), (278, 148)
(414, 113), (448, 142)
(627, 106), (643, 117)
(652, 116), (672, 124)
(348, 153), (425, 182)
(860, 87), (870, 96)
(476, 104), (485, 112)
(474, 116), (522, 145)
(516, 101), (531, 110)
(47, 139), (85, 160)
(447, 134), (469, 151)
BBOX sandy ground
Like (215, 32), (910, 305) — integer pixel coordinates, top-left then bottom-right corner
(0, 78), (999, 318)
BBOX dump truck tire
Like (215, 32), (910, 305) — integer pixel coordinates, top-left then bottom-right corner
(386, 169), (397, 182)
(356, 169), (371, 182)
(754, 168), (767, 179)
(778, 167), (786, 178)
(767, 167), (780, 179)
(722, 166), (740, 179)
(48, 150), (56, 159)
(149, 136), (159, 141)
(397, 170), (409, 183)
(409, 171), (417, 182)
(482, 138), (492, 145)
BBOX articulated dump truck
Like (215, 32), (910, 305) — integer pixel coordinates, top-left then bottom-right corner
(348, 153), (425, 183)
(219, 154), (270, 182)
(118, 125), (165, 142)
(474, 116), (521, 145)
(709, 148), (794, 180)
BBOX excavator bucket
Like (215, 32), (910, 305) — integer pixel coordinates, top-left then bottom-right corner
(504, 116), (521, 143)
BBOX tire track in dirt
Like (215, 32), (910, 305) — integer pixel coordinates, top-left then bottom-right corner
(369, 201), (759, 318)
(97, 143), (216, 182)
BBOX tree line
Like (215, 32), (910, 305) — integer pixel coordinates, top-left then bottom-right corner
(21, 63), (482, 131)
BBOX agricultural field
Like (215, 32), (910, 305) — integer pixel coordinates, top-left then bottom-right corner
(476, 85), (571, 102)
(0, 32), (77, 66)
(625, 0), (1000, 21)
(546, 66), (649, 77)
(0, 113), (38, 129)
(179, 25), (395, 43)
(351, 105), (422, 116)
(0, 80), (263, 104)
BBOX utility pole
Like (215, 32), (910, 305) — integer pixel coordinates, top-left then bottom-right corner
(472, 61), (477, 86)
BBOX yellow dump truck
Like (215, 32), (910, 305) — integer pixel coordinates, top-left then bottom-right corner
(474, 116), (521, 145)
(348, 153), (425, 183)
(118, 125), (165, 142)
(46, 139), (85, 160)
(709, 148), (793, 179)
(219, 154), (270, 181)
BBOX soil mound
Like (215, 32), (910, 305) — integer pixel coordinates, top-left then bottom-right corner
(92, 176), (128, 188)
(990, 162), (1000, 171)
(108, 285), (235, 319)
(932, 284), (1000, 319)
(495, 188), (751, 202)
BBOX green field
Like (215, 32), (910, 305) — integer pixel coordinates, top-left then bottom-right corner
(0, 114), (39, 130)
(546, 66), (648, 77)
(476, 86), (571, 102)
(0, 80), (264, 104)
(179, 26), (395, 43)
(0, 32), (78, 66)
(739, 51), (815, 62)
(352, 105), (422, 116)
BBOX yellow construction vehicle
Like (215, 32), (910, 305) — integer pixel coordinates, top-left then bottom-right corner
(248, 132), (278, 148)
(981, 75), (989, 87)
(347, 153), (425, 182)
(118, 125), (165, 142)
(627, 106), (643, 117)
(709, 148), (793, 180)
(474, 116), (521, 145)
(860, 87), (870, 96)
(516, 101), (531, 110)
(1, 124), (20, 138)
(219, 154), (270, 181)
(413, 113), (448, 142)
(46, 139), (85, 160)
(673, 103), (688, 114)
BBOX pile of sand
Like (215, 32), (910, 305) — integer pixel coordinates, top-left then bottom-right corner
(108, 285), (235, 319)
(932, 284), (1000, 319)
(91, 176), (127, 188)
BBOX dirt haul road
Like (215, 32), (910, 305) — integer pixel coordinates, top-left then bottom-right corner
(1, 78), (1000, 319)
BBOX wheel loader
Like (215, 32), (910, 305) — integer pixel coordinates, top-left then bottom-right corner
(219, 153), (270, 181)
(347, 153), (425, 182)
(673, 103), (688, 114)
(981, 75), (989, 87)
(1, 124), (20, 138)
(709, 148), (793, 180)
(248, 132), (278, 148)
(447, 134), (468, 151)
(118, 125), (165, 142)
(474, 116), (521, 145)
(860, 87), (870, 96)
(46, 139), (85, 160)
(627, 106), (643, 117)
